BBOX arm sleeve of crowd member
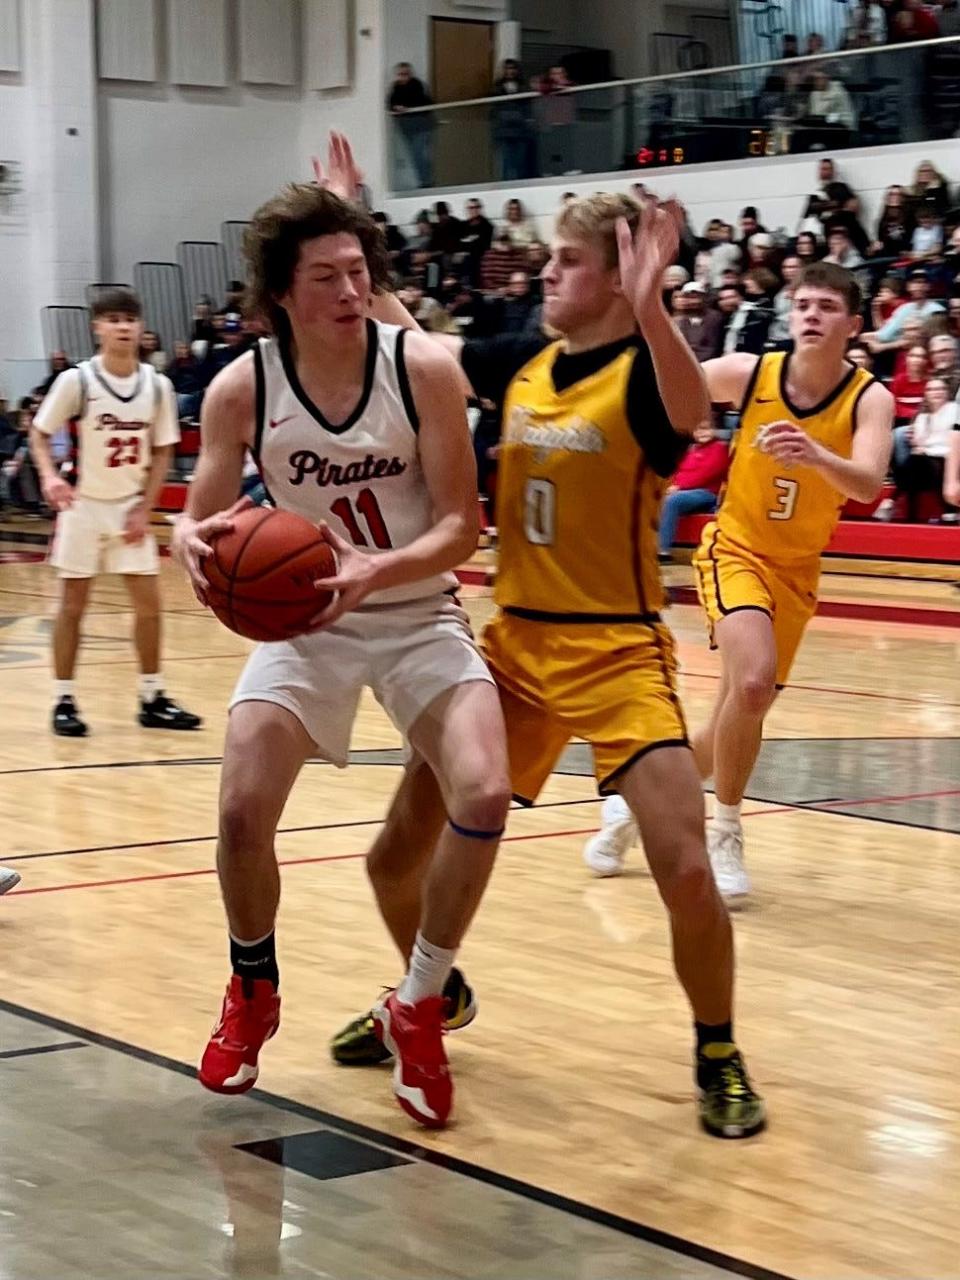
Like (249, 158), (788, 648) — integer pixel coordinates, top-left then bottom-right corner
(152, 373), (181, 448)
(626, 342), (691, 478)
(460, 332), (549, 405)
(33, 369), (82, 435)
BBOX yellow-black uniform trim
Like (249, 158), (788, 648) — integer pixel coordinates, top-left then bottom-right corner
(503, 607), (662, 624)
(850, 374), (876, 434)
(778, 354), (858, 420)
(598, 738), (690, 795)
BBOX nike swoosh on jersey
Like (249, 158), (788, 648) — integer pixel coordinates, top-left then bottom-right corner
(269, 414), (295, 430)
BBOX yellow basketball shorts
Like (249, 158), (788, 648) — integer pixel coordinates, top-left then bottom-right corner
(692, 523), (819, 687)
(481, 611), (689, 804)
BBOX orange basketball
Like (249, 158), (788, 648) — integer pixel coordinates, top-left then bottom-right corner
(204, 507), (336, 642)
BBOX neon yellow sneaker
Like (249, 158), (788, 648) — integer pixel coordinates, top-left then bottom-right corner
(330, 967), (477, 1066)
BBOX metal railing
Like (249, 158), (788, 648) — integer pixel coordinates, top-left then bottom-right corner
(387, 35), (960, 193)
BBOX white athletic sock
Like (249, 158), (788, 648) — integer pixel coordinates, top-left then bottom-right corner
(601, 794), (633, 827)
(54, 679), (75, 702)
(396, 932), (457, 1006)
(139, 673), (164, 701)
(713, 800), (742, 831)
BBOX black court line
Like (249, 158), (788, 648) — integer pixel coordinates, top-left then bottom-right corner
(0, 1040), (88, 1061)
(2, 797), (603, 863)
(0, 997), (793, 1280)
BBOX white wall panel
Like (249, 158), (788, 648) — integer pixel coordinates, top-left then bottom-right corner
(168, 0), (228, 87)
(97, 0), (157, 82)
(0, 0), (21, 73)
(240, 0), (297, 85)
(304, 0), (349, 90)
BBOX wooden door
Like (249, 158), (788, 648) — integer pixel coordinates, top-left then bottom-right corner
(430, 18), (496, 187)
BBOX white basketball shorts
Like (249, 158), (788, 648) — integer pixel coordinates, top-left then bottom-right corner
(229, 591), (494, 764)
(49, 494), (159, 579)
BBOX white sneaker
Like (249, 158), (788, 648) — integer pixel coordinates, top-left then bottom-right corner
(873, 497), (895, 522)
(707, 824), (750, 904)
(583, 797), (638, 877)
(0, 865), (21, 895)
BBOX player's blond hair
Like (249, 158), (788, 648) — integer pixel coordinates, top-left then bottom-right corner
(555, 193), (641, 270)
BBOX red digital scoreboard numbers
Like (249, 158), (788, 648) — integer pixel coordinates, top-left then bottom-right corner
(636, 145), (686, 167)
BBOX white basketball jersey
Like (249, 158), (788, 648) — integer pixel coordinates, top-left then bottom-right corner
(253, 321), (458, 606)
(71, 359), (172, 501)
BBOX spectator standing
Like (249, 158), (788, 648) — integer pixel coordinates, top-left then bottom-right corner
(372, 211), (408, 272)
(736, 206), (766, 249)
(536, 66), (577, 176)
(781, 33), (800, 58)
(388, 62), (434, 187)
(891, 0), (941, 40)
(658, 421), (729, 561)
(217, 281), (245, 317)
(492, 59), (532, 182)
(428, 201), (463, 263)
(674, 282), (724, 361)
(460, 198), (494, 283)
(39, 351), (72, 396)
(805, 31), (826, 56)
(843, 0), (889, 45)
(191, 297), (217, 348)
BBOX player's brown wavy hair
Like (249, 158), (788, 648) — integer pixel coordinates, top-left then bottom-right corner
(555, 192), (641, 270)
(796, 262), (862, 315)
(244, 184), (392, 335)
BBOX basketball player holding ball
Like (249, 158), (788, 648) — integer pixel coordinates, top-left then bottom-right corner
(172, 183), (510, 1130)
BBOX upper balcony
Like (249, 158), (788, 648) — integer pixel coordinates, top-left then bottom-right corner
(387, 36), (960, 195)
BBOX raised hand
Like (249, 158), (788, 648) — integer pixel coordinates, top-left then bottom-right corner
(311, 131), (364, 203)
(616, 197), (684, 322)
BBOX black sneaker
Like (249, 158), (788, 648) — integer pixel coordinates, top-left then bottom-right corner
(52, 696), (88, 737)
(697, 1046), (766, 1139)
(138, 693), (202, 730)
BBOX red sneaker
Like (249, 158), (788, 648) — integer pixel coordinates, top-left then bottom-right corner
(198, 975), (280, 1095)
(373, 991), (452, 1129)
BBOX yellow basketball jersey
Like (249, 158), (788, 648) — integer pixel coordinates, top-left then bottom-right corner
(717, 351), (874, 563)
(495, 341), (667, 619)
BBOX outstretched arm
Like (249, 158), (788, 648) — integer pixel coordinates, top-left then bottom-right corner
(617, 200), (710, 434)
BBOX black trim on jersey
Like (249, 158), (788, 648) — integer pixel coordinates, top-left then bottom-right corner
(738, 353), (765, 416)
(252, 341), (267, 461)
(278, 318), (379, 436)
(779, 353), (858, 420)
(91, 356), (144, 405)
(76, 364), (89, 419)
(629, 456), (648, 615)
(598, 739), (690, 795)
(504, 606), (662, 625)
(722, 604), (774, 621)
(394, 328), (420, 434)
(850, 374), (876, 434)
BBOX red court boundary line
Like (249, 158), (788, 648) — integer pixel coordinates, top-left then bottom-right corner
(10, 789), (959, 899)
(680, 668), (960, 710)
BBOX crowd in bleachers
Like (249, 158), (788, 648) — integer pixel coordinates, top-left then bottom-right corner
(374, 153), (959, 538)
(5, 148), (959, 539)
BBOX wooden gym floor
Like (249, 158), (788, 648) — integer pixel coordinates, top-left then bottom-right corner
(0, 551), (957, 1280)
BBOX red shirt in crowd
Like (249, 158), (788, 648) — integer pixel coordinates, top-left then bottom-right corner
(890, 372), (927, 422)
(672, 440), (729, 494)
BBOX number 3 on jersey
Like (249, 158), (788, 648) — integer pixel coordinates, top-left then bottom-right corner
(524, 478), (556, 545)
(768, 476), (798, 521)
